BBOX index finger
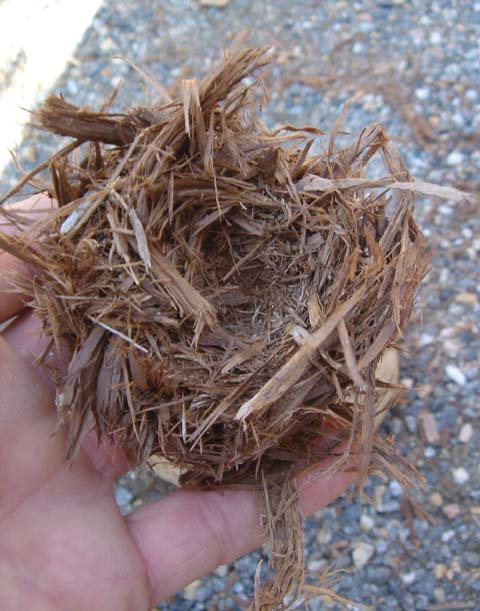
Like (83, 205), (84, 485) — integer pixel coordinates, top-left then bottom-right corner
(0, 194), (56, 322)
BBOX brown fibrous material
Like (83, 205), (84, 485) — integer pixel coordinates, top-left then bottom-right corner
(0, 47), (443, 609)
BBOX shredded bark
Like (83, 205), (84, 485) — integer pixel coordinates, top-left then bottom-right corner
(0, 46), (448, 609)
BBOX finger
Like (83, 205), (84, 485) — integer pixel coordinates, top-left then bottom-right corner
(127, 460), (354, 604)
(1, 313), (131, 481)
(0, 194), (55, 322)
(0, 254), (34, 322)
(1, 310), (56, 386)
(0, 335), (66, 519)
(0, 336), (130, 523)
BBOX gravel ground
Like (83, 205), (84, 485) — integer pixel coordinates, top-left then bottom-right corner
(1, 1), (479, 610)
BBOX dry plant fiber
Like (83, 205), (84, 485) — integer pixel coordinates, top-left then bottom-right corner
(3, 46), (467, 609)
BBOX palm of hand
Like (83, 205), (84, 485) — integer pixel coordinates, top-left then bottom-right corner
(0, 312), (150, 610)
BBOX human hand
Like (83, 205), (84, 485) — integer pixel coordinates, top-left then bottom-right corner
(0, 195), (353, 610)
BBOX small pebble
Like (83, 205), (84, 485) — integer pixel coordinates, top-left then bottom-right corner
(446, 151), (464, 166)
(232, 581), (244, 594)
(352, 542), (375, 569)
(434, 587), (446, 602)
(214, 564), (229, 578)
(374, 484), (387, 507)
(376, 501), (401, 514)
(359, 514), (374, 532)
(419, 332), (435, 346)
(183, 579), (201, 601)
(100, 37), (116, 52)
(429, 492), (443, 507)
(369, 566), (392, 584)
(424, 446), (437, 458)
(464, 551), (480, 567)
(459, 422), (473, 443)
(401, 571), (417, 585)
(449, 559), (462, 575)
(307, 558), (327, 572)
(316, 528), (331, 545)
(389, 480), (403, 497)
(452, 467), (470, 485)
(353, 41), (364, 54)
(445, 364), (467, 386)
(114, 485), (134, 507)
(441, 530), (455, 543)
(405, 415), (418, 434)
(415, 87), (430, 100)
(455, 292), (477, 306)
(434, 564), (447, 579)
(67, 80), (79, 95)
(21, 146), (37, 163)
(442, 503), (460, 519)
(439, 267), (450, 282)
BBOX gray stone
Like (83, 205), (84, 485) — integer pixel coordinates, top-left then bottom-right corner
(415, 594), (431, 608)
(368, 566), (393, 584)
(464, 551), (480, 567)
(376, 501), (401, 513)
(114, 485), (133, 507)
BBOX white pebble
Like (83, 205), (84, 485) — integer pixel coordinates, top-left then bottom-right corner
(441, 530), (455, 543)
(389, 480), (403, 497)
(452, 467), (470, 485)
(114, 485), (133, 507)
(67, 80), (79, 96)
(429, 31), (442, 45)
(184, 579), (201, 600)
(419, 333), (435, 347)
(415, 88), (430, 100)
(214, 564), (229, 578)
(308, 558), (327, 572)
(445, 364), (467, 386)
(352, 542), (375, 569)
(439, 268), (450, 282)
(359, 514), (375, 532)
(424, 446), (437, 458)
(353, 41), (364, 54)
(401, 571), (417, 585)
(100, 37), (116, 53)
(316, 528), (331, 544)
(459, 423), (473, 443)
(446, 151), (464, 166)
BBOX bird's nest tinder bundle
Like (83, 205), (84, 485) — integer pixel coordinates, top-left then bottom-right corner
(3, 47), (467, 609)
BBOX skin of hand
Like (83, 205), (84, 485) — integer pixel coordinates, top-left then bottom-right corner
(0, 195), (354, 611)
